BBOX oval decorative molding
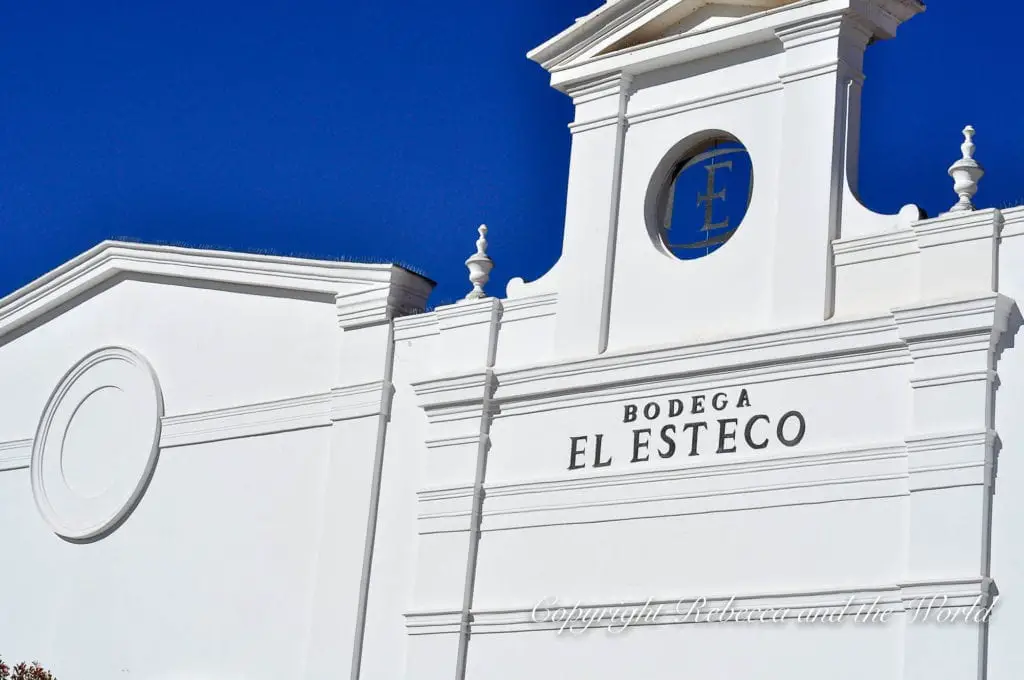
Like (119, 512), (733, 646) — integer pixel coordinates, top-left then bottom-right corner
(31, 347), (164, 540)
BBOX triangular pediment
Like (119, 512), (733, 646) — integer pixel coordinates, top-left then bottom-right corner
(529, 0), (800, 71)
(0, 241), (434, 342)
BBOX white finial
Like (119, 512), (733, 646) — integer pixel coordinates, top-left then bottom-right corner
(464, 224), (494, 301)
(947, 125), (985, 213)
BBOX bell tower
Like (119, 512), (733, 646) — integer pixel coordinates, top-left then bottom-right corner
(517, 0), (925, 357)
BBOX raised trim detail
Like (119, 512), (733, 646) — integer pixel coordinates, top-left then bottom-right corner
(31, 346), (164, 540)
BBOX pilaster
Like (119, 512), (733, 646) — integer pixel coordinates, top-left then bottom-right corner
(893, 293), (1014, 680)
(407, 298), (501, 680)
(771, 15), (872, 324)
(304, 276), (430, 680)
(915, 209), (1002, 300)
(554, 74), (632, 358)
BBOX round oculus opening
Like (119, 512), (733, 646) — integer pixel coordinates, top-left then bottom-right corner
(654, 136), (753, 260)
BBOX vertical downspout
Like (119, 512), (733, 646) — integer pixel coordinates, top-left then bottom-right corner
(598, 75), (632, 354)
(349, 322), (397, 680)
(454, 303), (502, 680)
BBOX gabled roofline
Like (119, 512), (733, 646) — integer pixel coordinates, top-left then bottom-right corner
(0, 240), (436, 341)
(528, 0), (922, 75)
(527, 0), (640, 70)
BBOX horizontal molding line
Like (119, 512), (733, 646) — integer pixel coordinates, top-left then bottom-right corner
(409, 313), (909, 417)
(406, 577), (993, 636)
(627, 80), (781, 126)
(0, 439), (31, 472)
(568, 113), (623, 135)
(161, 392), (333, 449)
(999, 207), (1024, 238)
(501, 292), (558, 323)
(833, 228), (919, 267)
(493, 348), (908, 419)
(417, 443), (910, 535)
(3, 385), (392, 466)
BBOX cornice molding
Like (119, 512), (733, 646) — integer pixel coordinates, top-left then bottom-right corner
(833, 228), (919, 267)
(436, 297), (502, 333)
(491, 314), (904, 411)
(892, 294), (1013, 350)
(999, 206), (1024, 239)
(530, 0), (807, 73)
(914, 208), (1002, 249)
(533, 0), (922, 95)
(336, 278), (433, 331)
(906, 430), (996, 493)
(413, 371), (497, 426)
(774, 12), (847, 48)
(0, 240), (434, 342)
(410, 296), (1013, 422)
(394, 311), (439, 341)
(564, 73), (633, 103)
(500, 292), (558, 323)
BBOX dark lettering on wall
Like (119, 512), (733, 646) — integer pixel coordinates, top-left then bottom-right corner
(682, 422), (708, 456)
(594, 433), (612, 467)
(744, 414), (771, 450)
(566, 389), (808, 471)
(717, 418), (738, 454)
(777, 411), (807, 447)
(632, 429), (652, 463)
(737, 389), (752, 408)
(659, 424), (677, 459)
(568, 436), (588, 471)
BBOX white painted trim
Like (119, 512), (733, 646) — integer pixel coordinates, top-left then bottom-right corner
(394, 311), (439, 341)
(833, 228), (920, 267)
(415, 314), (907, 417)
(1000, 206), (1024, 239)
(0, 438), (31, 471)
(0, 387), (399, 455)
(627, 80), (782, 126)
(915, 209), (1002, 249)
(161, 393), (334, 449)
(331, 381), (395, 422)
(417, 442), (907, 535)
(406, 577), (990, 635)
(0, 240), (433, 342)
(499, 293), (557, 324)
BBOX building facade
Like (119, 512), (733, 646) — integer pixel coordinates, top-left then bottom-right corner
(3, 1), (1024, 678)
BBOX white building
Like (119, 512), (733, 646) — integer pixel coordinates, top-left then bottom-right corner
(2, 1), (1023, 678)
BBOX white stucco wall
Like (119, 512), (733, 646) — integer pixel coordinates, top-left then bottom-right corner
(0, 277), (340, 678)
(2, 1), (1021, 680)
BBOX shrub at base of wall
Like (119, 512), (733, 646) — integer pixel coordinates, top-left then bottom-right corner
(0, 658), (57, 680)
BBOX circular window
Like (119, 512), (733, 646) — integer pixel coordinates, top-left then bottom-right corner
(653, 136), (753, 260)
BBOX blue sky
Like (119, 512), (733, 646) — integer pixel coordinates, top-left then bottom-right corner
(1, 1), (1021, 306)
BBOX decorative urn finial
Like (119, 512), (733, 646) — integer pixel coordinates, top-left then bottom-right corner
(464, 224), (494, 301)
(947, 125), (985, 213)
